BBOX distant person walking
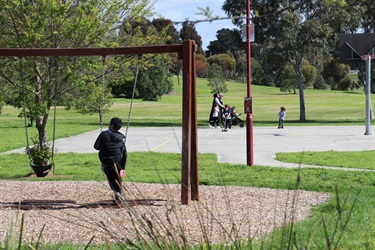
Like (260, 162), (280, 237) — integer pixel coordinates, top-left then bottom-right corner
(208, 93), (225, 128)
(211, 103), (221, 128)
(278, 107), (286, 129)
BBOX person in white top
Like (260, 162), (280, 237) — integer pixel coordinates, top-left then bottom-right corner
(278, 106), (286, 129)
(210, 103), (221, 128)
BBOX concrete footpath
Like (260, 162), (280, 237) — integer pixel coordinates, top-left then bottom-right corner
(5, 125), (375, 169)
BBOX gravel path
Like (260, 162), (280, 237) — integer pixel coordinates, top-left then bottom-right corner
(0, 180), (330, 246)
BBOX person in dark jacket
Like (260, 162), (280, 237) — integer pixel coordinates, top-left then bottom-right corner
(94, 117), (127, 202)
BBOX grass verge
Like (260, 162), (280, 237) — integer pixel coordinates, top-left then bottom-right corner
(276, 150), (375, 170)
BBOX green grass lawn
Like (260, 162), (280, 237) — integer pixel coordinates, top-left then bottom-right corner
(1, 77), (375, 249)
(276, 150), (375, 170)
(0, 77), (373, 153)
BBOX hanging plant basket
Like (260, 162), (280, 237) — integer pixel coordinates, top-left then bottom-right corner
(30, 162), (53, 177)
(26, 137), (54, 177)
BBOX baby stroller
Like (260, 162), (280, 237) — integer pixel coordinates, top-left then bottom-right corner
(230, 106), (244, 128)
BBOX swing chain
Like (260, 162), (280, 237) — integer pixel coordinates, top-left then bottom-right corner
(50, 60), (58, 173)
(99, 55), (140, 141)
(20, 57), (31, 157)
(124, 55), (141, 143)
(100, 55), (106, 131)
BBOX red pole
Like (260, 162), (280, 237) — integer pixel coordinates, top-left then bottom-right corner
(181, 41), (194, 204)
(190, 43), (199, 201)
(246, 0), (254, 166)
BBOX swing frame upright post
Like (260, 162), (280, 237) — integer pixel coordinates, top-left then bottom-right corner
(0, 40), (198, 205)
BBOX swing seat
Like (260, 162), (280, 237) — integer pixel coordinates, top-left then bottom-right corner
(30, 162), (53, 177)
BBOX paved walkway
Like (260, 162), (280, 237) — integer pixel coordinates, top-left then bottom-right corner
(6, 125), (375, 170)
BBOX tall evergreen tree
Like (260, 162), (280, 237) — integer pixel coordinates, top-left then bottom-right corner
(206, 28), (243, 57)
(180, 21), (204, 54)
(152, 18), (180, 44)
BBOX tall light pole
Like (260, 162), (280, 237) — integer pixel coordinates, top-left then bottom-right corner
(245, 0), (254, 166)
(362, 54), (373, 135)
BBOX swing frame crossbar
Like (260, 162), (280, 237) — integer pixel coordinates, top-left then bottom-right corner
(0, 40), (198, 205)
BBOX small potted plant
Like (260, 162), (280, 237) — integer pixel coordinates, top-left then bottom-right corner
(26, 137), (53, 177)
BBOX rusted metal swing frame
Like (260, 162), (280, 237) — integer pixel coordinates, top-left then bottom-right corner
(0, 40), (198, 205)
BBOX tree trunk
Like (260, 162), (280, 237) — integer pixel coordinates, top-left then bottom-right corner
(34, 64), (49, 150)
(36, 114), (49, 149)
(297, 66), (306, 121)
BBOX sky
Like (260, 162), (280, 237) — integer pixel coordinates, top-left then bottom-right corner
(151, 0), (236, 50)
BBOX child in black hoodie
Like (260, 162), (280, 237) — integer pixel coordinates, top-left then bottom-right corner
(94, 117), (127, 202)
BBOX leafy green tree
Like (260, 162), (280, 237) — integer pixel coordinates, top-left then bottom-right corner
(0, 79), (13, 116)
(280, 60), (317, 93)
(207, 63), (227, 94)
(119, 16), (164, 46)
(223, 0), (290, 88)
(280, 64), (297, 93)
(223, 0), (339, 122)
(323, 58), (355, 90)
(278, 11), (332, 121)
(151, 18), (182, 85)
(65, 81), (113, 116)
(152, 18), (180, 44)
(234, 50), (248, 83)
(302, 60), (317, 89)
(136, 56), (173, 101)
(207, 53), (236, 80)
(115, 16), (173, 99)
(0, 0), (150, 150)
(0, 92), (5, 116)
(206, 28), (243, 57)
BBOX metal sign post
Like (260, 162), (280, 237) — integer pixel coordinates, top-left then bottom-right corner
(245, 0), (254, 166)
(362, 55), (372, 135)
(339, 34), (375, 136)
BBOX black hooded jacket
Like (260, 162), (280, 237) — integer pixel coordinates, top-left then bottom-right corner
(93, 129), (127, 169)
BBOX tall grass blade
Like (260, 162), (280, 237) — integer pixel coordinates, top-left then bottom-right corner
(17, 213), (24, 250)
(84, 235), (95, 250)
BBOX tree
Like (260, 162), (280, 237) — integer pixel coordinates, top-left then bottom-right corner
(115, 16), (174, 100)
(280, 64), (297, 93)
(152, 18), (180, 44)
(168, 54), (183, 85)
(205, 28), (243, 57)
(207, 63), (227, 94)
(180, 21), (204, 54)
(136, 55), (173, 101)
(207, 53), (236, 80)
(322, 58), (355, 90)
(223, 0), (338, 121)
(196, 54), (209, 78)
(0, 0), (151, 151)
(302, 60), (317, 89)
(234, 50), (248, 83)
(151, 18), (182, 85)
(223, 0), (291, 88)
(65, 81), (113, 116)
(280, 60), (317, 93)
(278, 11), (332, 121)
